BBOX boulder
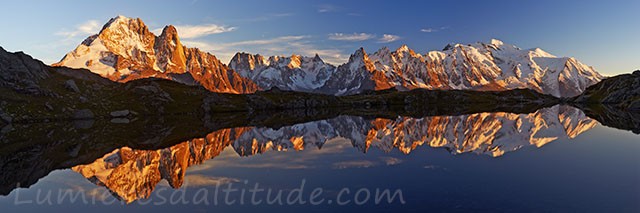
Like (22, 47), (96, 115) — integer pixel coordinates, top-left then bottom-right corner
(0, 112), (11, 124)
(73, 109), (94, 119)
(110, 110), (130, 117)
(44, 102), (54, 111)
(65, 79), (80, 93)
(1, 124), (12, 134)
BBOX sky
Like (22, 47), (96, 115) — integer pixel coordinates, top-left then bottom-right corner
(0, 0), (638, 76)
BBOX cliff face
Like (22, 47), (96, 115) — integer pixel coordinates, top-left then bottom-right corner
(0, 46), (51, 95)
(572, 70), (640, 110)
(55, 16), (258, 94)
(570, 70), (640, 133)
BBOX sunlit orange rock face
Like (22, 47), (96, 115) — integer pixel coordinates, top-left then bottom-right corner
(367, 44), (505, 91)
(319, 47), (405, 94)
(154, 25), (187, 74)
(73, 106), (598, 203)
(56, 16), (602, 97)
(55, 16), (258, 94)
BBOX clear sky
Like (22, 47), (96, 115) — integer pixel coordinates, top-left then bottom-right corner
(0, 0), (637, 75)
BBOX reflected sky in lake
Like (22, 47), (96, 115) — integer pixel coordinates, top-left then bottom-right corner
(0, 105), (638, 212)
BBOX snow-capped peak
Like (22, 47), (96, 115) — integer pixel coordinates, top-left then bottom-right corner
(288, 54), (302, 69)
(115, 15), (129, 20)
(56, 16), (603, 98)
(442, 43), (458, 51)
(350, 47), (368, 62)
(313, 54), (323, 63)
(396, 44), (410, 52)
(490, 38), (504, 46)
(55, 15), (258, 93)
(528, 47), (556, 58)
(377, 46), (391, 54)
(105, 15), (129, 25)
(101, 15), (141, 33)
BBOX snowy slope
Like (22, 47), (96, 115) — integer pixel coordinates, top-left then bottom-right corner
(229, 53), (335, 92)
(230, 39), (602, 97)
(55, 16), (602, 97)
(357, 39), (603, 97)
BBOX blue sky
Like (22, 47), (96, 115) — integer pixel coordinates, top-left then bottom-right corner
(0, 0), (637, 75)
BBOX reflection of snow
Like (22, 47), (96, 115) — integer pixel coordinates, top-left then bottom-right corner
(72, 105), (596, 203)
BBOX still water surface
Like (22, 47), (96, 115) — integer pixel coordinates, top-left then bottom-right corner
(0, 105), (638, 212)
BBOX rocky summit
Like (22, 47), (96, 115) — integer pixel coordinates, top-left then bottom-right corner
(56, 16), (603, 97)
(54, 16), (258, 94)
(229, 40), (604, 97)
(0, 46), (51, 95)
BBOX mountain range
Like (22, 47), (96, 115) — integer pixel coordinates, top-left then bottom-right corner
(55, 16), (603, 97)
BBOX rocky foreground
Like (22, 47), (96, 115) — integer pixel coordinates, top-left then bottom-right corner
(571, 70), (640, 110)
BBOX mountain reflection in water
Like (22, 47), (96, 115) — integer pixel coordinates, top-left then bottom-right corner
(70, 105), (598, 203)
